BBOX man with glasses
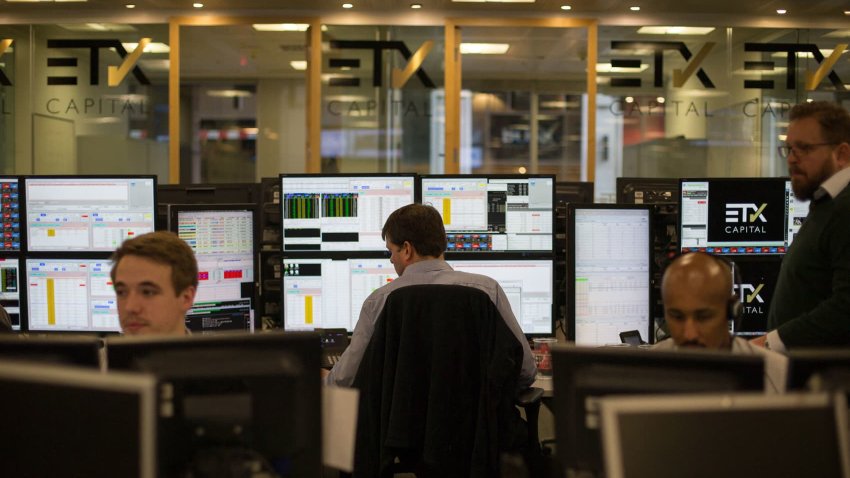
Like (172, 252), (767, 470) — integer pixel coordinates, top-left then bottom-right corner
(752, 101), (850, 351)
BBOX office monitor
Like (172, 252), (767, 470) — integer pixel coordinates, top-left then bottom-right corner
(24, 176), (156, 252)
(0, 360), (157, 478)
(0, 335), (102, 368)
(616, 177), (678, 205)
(24, 258), (119, 333)
(447, 258), (555, 336)
(170, 204), (259, 333)
(599, 392), (850, 478)
(567, 204), (653, 345)
(283, 257), (397, 332)
(421, 174), (555, 254)
(786, 349), (850, 391)
(729, 255), (782, 337)
(552, 345), (765, 475)
(0, 256), (21, 330)
(556, 181), (594, 206)
(105, 331), (322, 477)
(679, 177), (809, 255)
(0, 177), (22, 251)
(156, 182), (261, 230)
(280, 174), (416, 252)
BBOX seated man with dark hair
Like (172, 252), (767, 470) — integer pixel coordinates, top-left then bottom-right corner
(325, 203), (536, 388)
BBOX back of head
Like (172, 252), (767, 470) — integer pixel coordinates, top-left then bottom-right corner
(381, 203), (448, 257)
(789, 101), (850, 146)
(110, 231), (199, 294)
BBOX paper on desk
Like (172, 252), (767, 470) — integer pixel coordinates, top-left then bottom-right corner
(322, 385), (359, 472)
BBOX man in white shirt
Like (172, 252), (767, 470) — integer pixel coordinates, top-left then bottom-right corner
(655, 252), (786, 392)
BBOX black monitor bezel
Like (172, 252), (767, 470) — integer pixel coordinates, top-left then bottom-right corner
(279, 173), (420, 258)
(566, 203), (654, 344)
(22, 174), (158, 254)
(677, 177), (801, 255)
(419, 173), (557, 259)
(552, 345), (765, 474)
(616, 177), (679, 205)
(168, 202), (261, 333)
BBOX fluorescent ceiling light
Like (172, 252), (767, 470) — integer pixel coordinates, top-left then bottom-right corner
(290, 60), (308, 70)
(58, 23), (137, 32)
(253, 23), (310, 32)
(453, 0), (535, 3)
(207, 89), (253, 98)
(460, 43), (510, 54)
(771, 49), (841, 59)
(122, 42), (170, 54)
(596, 62), (649, 73)
(824, 29), (850, 38)
(637, 26), (715, 35)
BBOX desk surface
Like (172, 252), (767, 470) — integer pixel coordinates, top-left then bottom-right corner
(533, 376), (553, 397)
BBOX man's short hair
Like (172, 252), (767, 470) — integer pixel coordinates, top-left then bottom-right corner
(789, 101), (850, 146)
(110, 231), (198, 295)
(381, 204), (448, 257)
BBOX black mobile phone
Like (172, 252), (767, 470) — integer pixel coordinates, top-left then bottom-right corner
(619, 330), (645, 346)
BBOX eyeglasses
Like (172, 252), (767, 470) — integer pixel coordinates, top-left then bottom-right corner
(777, 142), (837, 158)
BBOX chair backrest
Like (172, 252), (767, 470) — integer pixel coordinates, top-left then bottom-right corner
(352, 283), (525, 478)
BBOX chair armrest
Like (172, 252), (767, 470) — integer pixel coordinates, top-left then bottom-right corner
(515, 387), (544, 408)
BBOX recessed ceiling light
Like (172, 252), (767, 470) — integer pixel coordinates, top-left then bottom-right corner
(560, 5), (571, 10)
(459, 43), (510, 54)
(342, 2), (353, 8)
(125, 3), (135, 7)
(290, 60), (308, 71)
(845, 10), (850, 15)
(637, 26), (715, 35)
(252, 23), (310, 31)
(630, 6), (640, 11)
(207, 89), (253, 98)
(411, 3), (422, 8)
(656, 97), (665, 104)
(452, 0), (535, 3)
(625, 96), (634, 103)
(193, 2), (203, 8)
(776, 9), (787, 14)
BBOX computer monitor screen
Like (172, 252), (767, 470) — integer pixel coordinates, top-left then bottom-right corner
(25, 258), (119, 333)
(730, 255), (782, 337)
(105, 332), (322, 477)
(786, 349), (850, 390)
(24, 176), (156, 252)
(283, 257), (397, 332)
(421, 175), (555, 253)
(0, 360), (157, 478)
(0, 178), (21, 251)
(280, 174), (416, 252)
(552, 345), (765, 475)
(616, 177), (678, 205)
(0, 256), (21, 330)
(446, 258), (554, 335)
(599, 392), (850, 478)
(568, 205), (652, 345)
(171, 205), (258, 333)
(556, 181), (594, 206)
(156, 183), (261, 230)
(679, 178), (809, 255)
(0, 335), (102, 367)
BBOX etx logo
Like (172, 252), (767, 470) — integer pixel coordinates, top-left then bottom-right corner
(46, 38), (151, 87)
(734, 283), (765, 304)
(328, 40), (435, 89)
(725, 203), (767, 223)
(609, 41), (848, 91)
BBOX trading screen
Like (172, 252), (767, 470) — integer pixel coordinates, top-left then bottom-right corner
(175, 208), (255, 331)
(421, 176), (554, 253)
(25, 259), (119, 333)
(25, 177), (155, 252)
(0, 179), (21, 251)
(572, 207), (651, 345)
(680, 179), (809, 255)
(281, 175), (416, 252)
(0, 258), (20, 330)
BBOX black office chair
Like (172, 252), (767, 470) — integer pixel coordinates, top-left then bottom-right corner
(350, 284), (543, 478)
